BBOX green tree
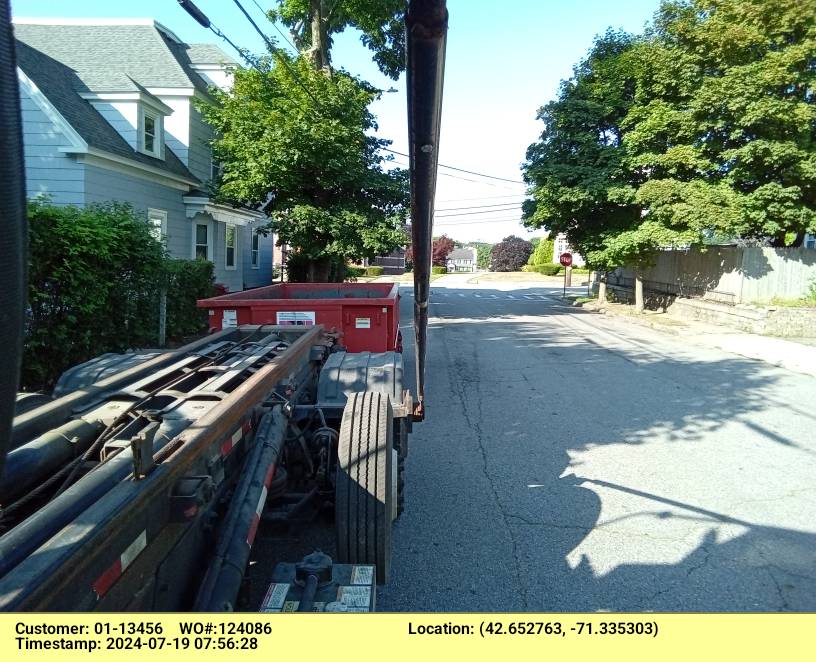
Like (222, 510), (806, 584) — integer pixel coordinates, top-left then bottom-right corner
(268, 0), (406, 79)
(471, 242), (493, 269)
(527, 237), (554, 265)
(523, 30), (642, 269)
(204, 3), (410, 282)
(626, 0), (816, 248)
(201, 55), (408, 281)
(524, 1), (816, 311)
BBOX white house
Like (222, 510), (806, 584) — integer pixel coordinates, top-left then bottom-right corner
(446, 247), (477, 272)
(552, 233), (585, 266)
(14, 17), (275, 291)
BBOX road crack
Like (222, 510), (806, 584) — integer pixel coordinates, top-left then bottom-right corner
(440, 321), (531, 610)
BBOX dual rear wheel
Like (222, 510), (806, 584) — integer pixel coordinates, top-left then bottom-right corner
(334, 391), (400, 584)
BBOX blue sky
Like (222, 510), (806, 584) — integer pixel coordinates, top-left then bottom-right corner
(13, 0), (661, 242)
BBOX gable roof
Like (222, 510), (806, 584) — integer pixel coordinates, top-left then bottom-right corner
(15, 40), (196, 182)
(13, 21), (195, 92)
(10, 19), (231, 183)
(448, 247), (476, 260)
(185, 43), (238, 66)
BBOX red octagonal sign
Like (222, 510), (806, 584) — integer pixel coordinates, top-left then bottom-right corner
(559, 252), (573, 267)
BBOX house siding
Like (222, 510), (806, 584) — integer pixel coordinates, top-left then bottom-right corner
(19, 85), (85, 205)
(241, 222), (275, 289)
(84, 163), (190, 259)
(187, 104), (213, 184)
(209, 220), (243, 292)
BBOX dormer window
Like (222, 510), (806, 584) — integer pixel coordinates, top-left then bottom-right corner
(141, 109), (162, 157)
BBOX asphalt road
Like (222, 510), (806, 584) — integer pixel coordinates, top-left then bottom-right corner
(374, 273), (816, 612)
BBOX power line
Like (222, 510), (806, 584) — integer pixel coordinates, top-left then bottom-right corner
(436, 206), (523, 218)
(231, 0), (324, 111)
(388, 159), (524, 190)
(383, 148), (525, 184)
(434, 216), (521, 227)
(437, 193), (526, 203)
(435, 202), (523, 213)
(250, 0), (299, 53)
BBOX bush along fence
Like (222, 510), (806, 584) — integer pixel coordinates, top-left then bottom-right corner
(24, 200), (215, 391)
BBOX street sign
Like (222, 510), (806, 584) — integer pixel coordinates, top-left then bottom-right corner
(559, 252), (573, 268)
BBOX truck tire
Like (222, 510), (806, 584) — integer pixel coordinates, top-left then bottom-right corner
(395, 419), (408, 517)
(335, 391), (393, 584)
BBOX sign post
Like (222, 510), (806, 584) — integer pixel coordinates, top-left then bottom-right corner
(559, 252), (573, 298)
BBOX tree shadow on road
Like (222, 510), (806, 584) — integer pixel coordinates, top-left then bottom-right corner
(381, 289), (816, 612)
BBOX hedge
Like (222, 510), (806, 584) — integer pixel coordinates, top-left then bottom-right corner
(365, 266), (385, 276)
(23, 199), (215, 391)
(431, 266), (448, 275)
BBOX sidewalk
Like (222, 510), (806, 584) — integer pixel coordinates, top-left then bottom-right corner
(580, 300), (816, 378)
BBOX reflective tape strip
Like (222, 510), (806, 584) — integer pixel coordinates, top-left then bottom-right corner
(263, 464), (277, 489)
(222, 420), (252, 457)
(246, 486), (268, 547)
(92, 530), (147, 599)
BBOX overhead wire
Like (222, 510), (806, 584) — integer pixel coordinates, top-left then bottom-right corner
(437, 193), (526, 203)
(230, 0), (324, 111)
(250, 0), (299, 53)
(435, 201), (523, 213)
(382, 148), (525, 184)
(434, 216), (521, 226)
(180, 2), (526, 195)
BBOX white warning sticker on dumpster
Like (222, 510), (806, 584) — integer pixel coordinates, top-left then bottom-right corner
(276, 311), (315, 326)
(259, 583), (290, 612)
(337, 585), (371, 608)
(222, 309), (238, 328)
(355, 317), (371, 329)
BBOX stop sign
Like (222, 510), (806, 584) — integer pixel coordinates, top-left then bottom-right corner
(559, 252), (573, 267)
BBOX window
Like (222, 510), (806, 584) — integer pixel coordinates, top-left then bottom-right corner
(147, 208), (167, 242)
(141, 110), (161, 157)
(806, 235), (816, 249)
(211, 157), (222, 183)
(225, 224), (237, 270)
(195, 223), (209, 260)
(251, 232), (260, 269)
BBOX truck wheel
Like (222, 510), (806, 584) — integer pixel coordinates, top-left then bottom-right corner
(395, 419), (408, 518)
(335, 391), (394, 584)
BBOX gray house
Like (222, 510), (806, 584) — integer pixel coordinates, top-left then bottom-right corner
(14, 17), (275, 292)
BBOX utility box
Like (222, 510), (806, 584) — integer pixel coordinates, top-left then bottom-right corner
(198, 283), (402, 353)
(260, 557), (376, 613)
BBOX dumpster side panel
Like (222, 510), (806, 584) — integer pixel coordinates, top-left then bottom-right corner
(198, 283), (401, 351)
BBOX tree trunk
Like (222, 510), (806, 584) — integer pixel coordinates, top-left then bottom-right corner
(306, 256), (332, 282)
(634, 273), (644, 313)
(309, 0), (330, 72)
(598, 273), (607, 305)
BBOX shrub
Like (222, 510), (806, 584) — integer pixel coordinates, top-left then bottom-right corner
(536, 263), (562, 275)
(527, 238), (555, 266)
(431, 266), (448, 275)
(345, 265), (366, 278)
(23, 199), (215, 391)
(491, 235), (533, 271)
(164, 259), (216, 337)
(365, 266), (385, 276)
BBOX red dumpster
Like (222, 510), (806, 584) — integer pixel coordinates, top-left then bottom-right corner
(197, 282), (402, 353)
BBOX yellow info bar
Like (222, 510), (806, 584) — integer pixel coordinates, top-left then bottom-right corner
(1, 614), (814, 662)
